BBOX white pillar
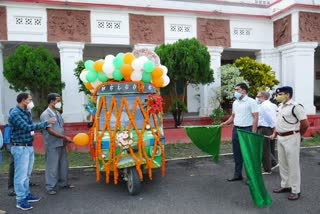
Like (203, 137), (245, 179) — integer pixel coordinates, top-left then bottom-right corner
(199, 46), (223, 117)
(279, 42), (318, 114)
(57, 42), (86, 122)
(0, 43), (5, 124)
(255, 49), (281, 83)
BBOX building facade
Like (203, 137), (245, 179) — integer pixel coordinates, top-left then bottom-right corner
(0, 0), (320, 125)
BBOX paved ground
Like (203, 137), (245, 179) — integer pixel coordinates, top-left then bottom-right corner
(0, 147), (320, 214)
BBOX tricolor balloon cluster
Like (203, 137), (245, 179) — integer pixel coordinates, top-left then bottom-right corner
(79, 51), (170, 91)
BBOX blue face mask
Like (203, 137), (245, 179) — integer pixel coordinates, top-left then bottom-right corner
(234, 91), (242, 100)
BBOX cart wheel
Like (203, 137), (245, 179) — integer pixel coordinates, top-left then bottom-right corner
(127, 167), (141, 195)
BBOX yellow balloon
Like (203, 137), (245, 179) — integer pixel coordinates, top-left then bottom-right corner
(73, 133), (89, 146)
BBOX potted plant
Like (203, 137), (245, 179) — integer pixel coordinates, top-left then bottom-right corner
(210, 107), (225, 125)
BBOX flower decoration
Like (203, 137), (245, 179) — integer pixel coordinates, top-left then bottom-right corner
(116, 130), (135, 149)
(145, 94), (163, 114)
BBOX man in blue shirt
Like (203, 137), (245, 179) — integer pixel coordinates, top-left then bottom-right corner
(9, 93), (56, 211)
(221, 83), (259, 181)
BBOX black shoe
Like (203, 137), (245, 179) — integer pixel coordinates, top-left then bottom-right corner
(288, 193), (300, 200)
(273, 187), (292, 193)
(227, 177), (243, 182)
(60, 184), (75, 189)
(46, 190), (57, 195)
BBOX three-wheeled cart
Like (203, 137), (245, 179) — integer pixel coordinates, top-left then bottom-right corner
(88, 81), (166, 195)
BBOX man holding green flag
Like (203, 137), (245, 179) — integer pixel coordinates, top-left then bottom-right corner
(221, 83), (258, 182)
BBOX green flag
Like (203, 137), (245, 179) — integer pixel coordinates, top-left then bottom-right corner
(237, 129), (272, 207)
(184, 125), (221, 162)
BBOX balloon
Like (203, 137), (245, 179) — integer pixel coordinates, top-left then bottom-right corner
(160, 65), (168, 75)
(113, 57), (124, 69)
(105, 54), (115, 61)
(93, 60), (104, 72)
(123, 53), (135, 64)
(85, 82), (94, 90)
(98, 72), (108, 82)
(139, 56), (149, 63)
(116, 52), (124, 59)
(152, 77), (164, 87)
(120, 64), (133, 77)
(80, 69), (88, 82)
(73, 133), (89, 146)
(113, 69), (124, 81)
(102, 61), (115, 74)
(130, 70), (142, 81)
(132, 58), (143, 71)
(86, 70), (98, 82)
(142, 72), (152, 83)
(144, 61), (155, 73)
(151, 66), (163, 78)
(84, 60), (94, 71)
(163, 75), (170, 87)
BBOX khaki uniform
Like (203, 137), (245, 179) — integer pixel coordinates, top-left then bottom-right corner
(276, 99), (307, 194)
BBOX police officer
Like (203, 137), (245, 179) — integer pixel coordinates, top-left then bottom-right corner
(270, 86), (309, 200)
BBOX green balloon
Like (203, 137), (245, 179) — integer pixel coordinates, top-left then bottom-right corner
(86, 70), (98, 82)
(142, 72), (152, 83)
(116, 52), (124, 59)
(84, 60), (94, 71)
(113, 57), (124, 69)
(98, 72), (108, 82)
(143, 61), (155, 73)
(113, 69), (123, 81)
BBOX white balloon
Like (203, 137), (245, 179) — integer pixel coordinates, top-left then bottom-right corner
(160, 65), (168, 75)
(131, 58), (143, 71)
(163, 75), (170, 87)
(102, 61), (115, 74)
(130, 70), (142, 81)
(139, 56), (149, 63)
(91, 79), (102, 88)
(80, 69), (88, 83)
(104, 55), (115, 62)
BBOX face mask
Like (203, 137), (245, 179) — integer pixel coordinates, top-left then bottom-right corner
(54, 102), (62, 109)
(234, 92), (242, 100)
(256, 98), (261, 104)
(276, 95), (286, 103)
(27, 101), (34, 110)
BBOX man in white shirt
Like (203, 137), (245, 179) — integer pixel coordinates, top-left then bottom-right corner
(256, 91), (277, 174)
(221, 83), (259, 181)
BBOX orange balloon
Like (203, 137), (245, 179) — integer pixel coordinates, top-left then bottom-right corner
(153, 77), (164, 87)
(73, 133), (89, 146)
(85, 82), (94, 90)
(93, 60), (104, 72)
(151, 66), (163, 78)
(123, 53), (135, 64)
(124, 75), (131, 81)
(120, 64), (134, 76)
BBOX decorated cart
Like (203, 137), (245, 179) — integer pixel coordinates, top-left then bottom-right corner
(76, 50), (170, 195)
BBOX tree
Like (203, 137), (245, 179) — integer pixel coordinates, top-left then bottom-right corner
(155, 38), (214, 127)
(155, 38), (214, 103)
(233, 57), (279, 97)
(3, 44), (64, 115)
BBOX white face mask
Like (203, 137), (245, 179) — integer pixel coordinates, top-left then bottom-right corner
(27, 101), (34, 110)
(54, 102), (62, 109)
(255, 97), (262, 104)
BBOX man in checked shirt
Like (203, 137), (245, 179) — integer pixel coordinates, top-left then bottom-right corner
(9, 93), (56, 211)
